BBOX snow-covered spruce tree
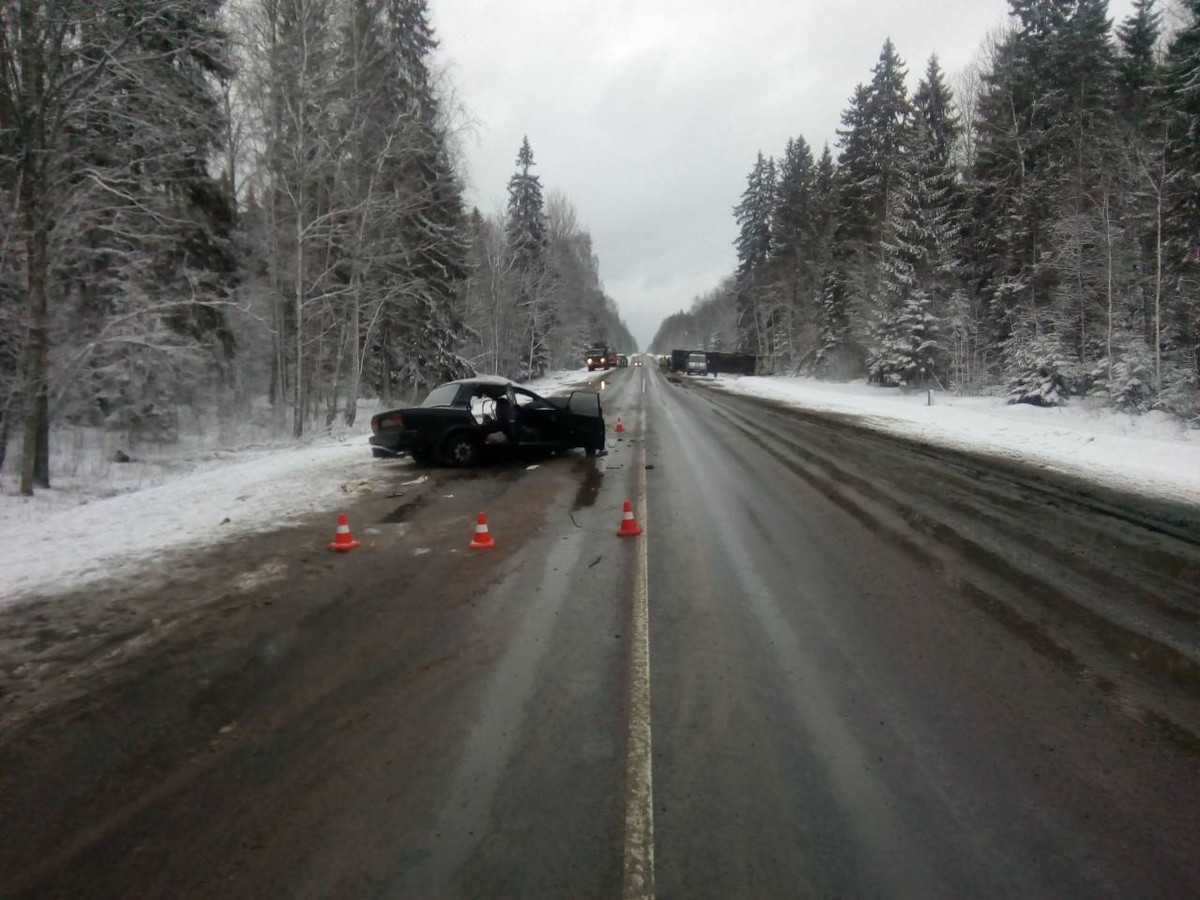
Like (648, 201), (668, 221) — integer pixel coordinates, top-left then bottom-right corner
(506, 137), (555, 379)
(820, 84), (873, 377)
(864, 39), (914, 234)
(873, 57), (960, 385)
(1159, 0), (1200, 418)
(806, 146), (843, 375)
(967, 7), (1061, 357)
(1111, 0), (1169, 399)
(71, 1), (239, 437)
(966, 0), (1124, 402)
(1164, 0), (1200, 246)
(1047, 0), (1121, 372)
(769, 137), (819, 370)
(1118, 0), (1163, 127)
(826, 40), (913, 375)
(834, 82), (878, 252)
(368, 0), (473, 405)
(1, 0), (237, 492)
(913, 55), (961, 173)
(914, 55), (970, 389)
(835, 40), (913, 251)
(867, 60), (963, 388)
(1004, 323), (1074, 406)
(815, 265), (856, 377)
(1092, 326), (1157, 411)
(733, 151), (776, 357)
(810, 145), (839, 267)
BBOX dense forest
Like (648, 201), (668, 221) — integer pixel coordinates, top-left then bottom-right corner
(0, 0), (633, 494)
(651, 0), (1200, 421)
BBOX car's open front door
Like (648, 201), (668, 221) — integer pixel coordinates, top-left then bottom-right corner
(566, 390), (605, 453)
(497, 385), (519, 444)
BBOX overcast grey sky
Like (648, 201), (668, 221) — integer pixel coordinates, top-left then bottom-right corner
(429, 0), (1138, 350)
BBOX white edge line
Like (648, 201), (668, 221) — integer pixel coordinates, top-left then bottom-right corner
(622, 395), (655, 899)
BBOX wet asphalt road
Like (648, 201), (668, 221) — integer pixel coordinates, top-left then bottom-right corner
(643, 370), (1200, 897)
(2, 366), (1199, 898)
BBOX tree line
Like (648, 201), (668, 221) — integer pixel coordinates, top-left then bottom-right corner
(652, 0), (1199, 421)
(0, 0), (632, 494)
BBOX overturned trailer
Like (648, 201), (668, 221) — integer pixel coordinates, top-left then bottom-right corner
(670, 349), (758, 376)
(705, 351), (759, 376)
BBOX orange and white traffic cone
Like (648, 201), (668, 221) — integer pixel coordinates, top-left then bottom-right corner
(615, 417), (626, 433)
(328, 512), (361, 551)
(616, 499), (642, 537)
(469, 511), (496, 549)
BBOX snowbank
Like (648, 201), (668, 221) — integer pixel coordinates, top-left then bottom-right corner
(713, 375), (1200, 506)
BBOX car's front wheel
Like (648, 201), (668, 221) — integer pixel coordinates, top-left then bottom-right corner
(441, 433), (480, 467)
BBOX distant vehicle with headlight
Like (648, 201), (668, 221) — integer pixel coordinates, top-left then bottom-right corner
(586, 346), (612, 371)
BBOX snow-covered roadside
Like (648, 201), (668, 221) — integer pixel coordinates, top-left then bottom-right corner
(6, 366), (1193, 606)
(710, 374), (1200, 506)
(0, 369), (601, 606)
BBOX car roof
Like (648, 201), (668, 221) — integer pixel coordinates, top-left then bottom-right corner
(448, 375), (515, 387)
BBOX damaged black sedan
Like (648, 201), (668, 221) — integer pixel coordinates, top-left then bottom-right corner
(369, 377), (606, 466)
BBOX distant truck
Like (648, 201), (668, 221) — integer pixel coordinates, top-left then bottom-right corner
(586, 347), (612, 371)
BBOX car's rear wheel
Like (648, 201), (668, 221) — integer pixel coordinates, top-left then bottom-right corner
(441, 433), (480, 467)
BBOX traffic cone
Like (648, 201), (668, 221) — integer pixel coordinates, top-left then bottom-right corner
(328, 512), (361, 551)
(617, 499), (642, 537)
(615, 417), (626, 434)
(469, 511), (496, 549)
